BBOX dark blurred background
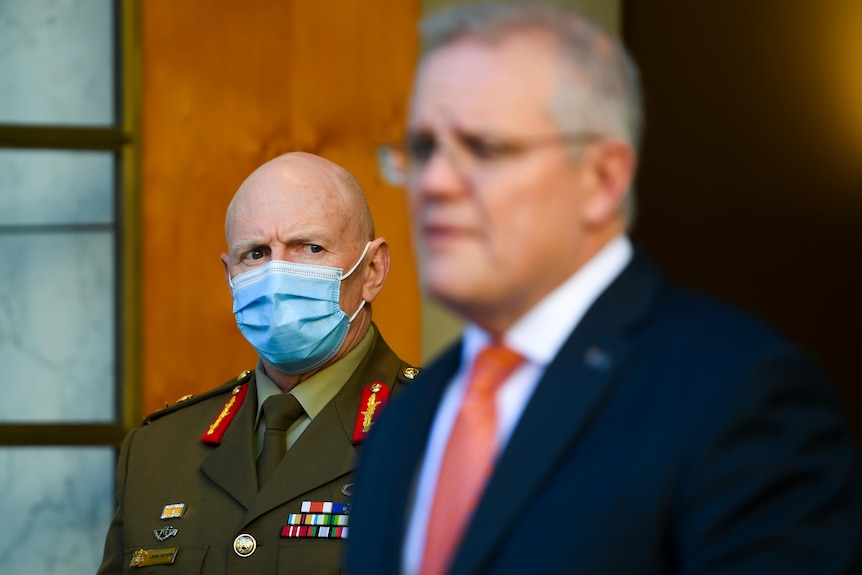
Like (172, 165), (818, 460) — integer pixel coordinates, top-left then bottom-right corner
(624, 0), (862, 441)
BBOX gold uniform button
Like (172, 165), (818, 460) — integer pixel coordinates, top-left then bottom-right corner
(402, 367), (419, 380)
(233, 533), (257, 557)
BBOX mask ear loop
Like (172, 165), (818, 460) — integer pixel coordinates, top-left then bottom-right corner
(347, 300), (367, 323)
(341, 241), (372, 322)
(340, 241), (372, 280)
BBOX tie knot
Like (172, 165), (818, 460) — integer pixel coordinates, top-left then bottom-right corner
(261, 393), (304, 432)
(469, 343), (523, 395)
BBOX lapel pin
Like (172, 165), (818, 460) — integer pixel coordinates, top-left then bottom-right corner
(584, 346), (612, 372)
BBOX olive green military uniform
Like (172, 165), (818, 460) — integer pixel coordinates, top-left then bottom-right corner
(98, 325), (416, 574)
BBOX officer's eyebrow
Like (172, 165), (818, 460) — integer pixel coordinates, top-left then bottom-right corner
(230, 238), (266, 256)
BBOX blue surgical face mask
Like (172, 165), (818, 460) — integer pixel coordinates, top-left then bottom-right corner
(229, 242), (371, 375)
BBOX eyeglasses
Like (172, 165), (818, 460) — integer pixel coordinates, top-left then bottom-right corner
(377, 129), (602, 186)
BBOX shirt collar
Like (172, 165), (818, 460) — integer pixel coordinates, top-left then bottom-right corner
(254, 324), (375, 425)
(464, 235), (633, 366)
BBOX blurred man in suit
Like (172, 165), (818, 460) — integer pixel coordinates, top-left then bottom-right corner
(99, 152), (418, 574)
(346, 4), (862, 574)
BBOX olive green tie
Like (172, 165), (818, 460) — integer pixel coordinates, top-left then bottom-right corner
(257, 393), (304, 487)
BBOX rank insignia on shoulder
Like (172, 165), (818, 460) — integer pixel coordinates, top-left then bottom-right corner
(352, 381), (390, 443)
(201, 383), (248, 445)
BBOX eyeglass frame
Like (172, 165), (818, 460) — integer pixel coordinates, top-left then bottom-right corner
(377, 128), (604, 187)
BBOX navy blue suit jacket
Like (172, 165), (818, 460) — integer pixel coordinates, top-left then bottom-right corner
(346, 250), (862, 574)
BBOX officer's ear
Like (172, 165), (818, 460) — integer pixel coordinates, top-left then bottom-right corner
(220, 253), (234, 296)
(361, 237), (390, 303)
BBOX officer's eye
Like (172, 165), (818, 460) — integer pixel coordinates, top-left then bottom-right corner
(304, 244), (324, 254)
(248, 249), (265, 260)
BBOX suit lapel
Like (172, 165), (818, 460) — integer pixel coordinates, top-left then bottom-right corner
(451, 249), (664, 575)
(200, 380), (259, 509)
(452, 335), (636, 575)
(397, 346), (463, 513)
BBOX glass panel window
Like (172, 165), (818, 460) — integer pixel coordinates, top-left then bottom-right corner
(0, 0), (115, 126)
(0, 150), (115, 225)
(0, 447), (115, 574)
(0, 231), (115, 422)
(0, 1), (132, 573)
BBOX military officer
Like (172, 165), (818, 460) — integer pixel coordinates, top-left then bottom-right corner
(98, 152), (419, 574)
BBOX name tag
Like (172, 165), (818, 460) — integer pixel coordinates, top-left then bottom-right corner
(129, 547), (178, 568)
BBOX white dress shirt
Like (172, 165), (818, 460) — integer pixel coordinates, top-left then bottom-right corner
(401, 235), (634, 574)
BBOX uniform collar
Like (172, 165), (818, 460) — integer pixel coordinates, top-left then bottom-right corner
(254, 324), (375, 426)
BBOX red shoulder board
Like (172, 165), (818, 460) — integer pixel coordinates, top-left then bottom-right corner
(201, 383), (249, 445)
(352, 381), (391, 443)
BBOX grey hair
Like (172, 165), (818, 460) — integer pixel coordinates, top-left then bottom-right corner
(419, 2), (643, 222)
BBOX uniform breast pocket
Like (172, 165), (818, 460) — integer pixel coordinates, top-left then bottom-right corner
(122, 545), (208, 574)
(277, 539), (344, 575)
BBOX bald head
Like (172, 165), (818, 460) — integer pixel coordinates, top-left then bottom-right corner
(225, 152), (374, 249)
(221, 150), (384, 294)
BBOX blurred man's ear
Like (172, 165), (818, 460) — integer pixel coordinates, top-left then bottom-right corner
(582, 139), (636, 226)
(361, 238), (391, 303)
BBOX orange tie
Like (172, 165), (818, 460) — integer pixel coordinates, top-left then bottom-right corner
(421, 343), (524, 575)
